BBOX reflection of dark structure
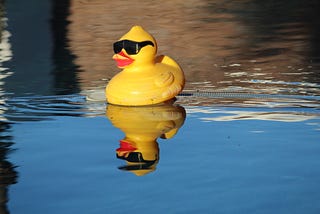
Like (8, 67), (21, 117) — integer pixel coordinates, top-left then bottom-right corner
(0, 0), (4, 34)
(51, 0), (80, 94)
(305, 1), (320, 64)
(0, 122), (18, 214)
(0, 4), (18, 211)
(208, 0), (320, 56)
(206, 0), (320, 83)
(240, 0), (320, 57)
(242, 0), (320, 83)
(2, 0), (79, 95)
(3, 1), (53, 95)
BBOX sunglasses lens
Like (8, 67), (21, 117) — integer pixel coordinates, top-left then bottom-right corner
(124, 41), (138, 55)
(127, 152), (144, 162)
(113, 41), (123, 54)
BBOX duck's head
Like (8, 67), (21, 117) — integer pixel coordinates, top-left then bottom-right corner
(116, 138), (159, 176)
(112, 26), (157, 69)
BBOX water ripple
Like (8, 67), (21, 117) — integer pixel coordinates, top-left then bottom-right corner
(0, 94), (106, 122)
(1, 89), (319, 123)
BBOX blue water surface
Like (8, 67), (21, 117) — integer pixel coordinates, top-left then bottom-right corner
(5, 103), (320, 214)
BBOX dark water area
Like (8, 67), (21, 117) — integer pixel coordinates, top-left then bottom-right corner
(0, 0), (320, 213)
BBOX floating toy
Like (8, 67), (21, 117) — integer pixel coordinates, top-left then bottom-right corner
(106, 26), (185, 106)
(106, 104), (186, 176)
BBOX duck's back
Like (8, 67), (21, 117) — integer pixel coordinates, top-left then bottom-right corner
(154, 55), (185, 99)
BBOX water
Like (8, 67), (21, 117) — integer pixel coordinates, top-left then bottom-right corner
(1, 0), (320, 213)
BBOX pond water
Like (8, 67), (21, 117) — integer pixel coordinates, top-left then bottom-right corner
(1, 0), (320, 213)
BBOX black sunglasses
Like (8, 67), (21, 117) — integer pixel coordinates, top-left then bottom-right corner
(113, 40), (154, 55)
(117, 152), (158, 163)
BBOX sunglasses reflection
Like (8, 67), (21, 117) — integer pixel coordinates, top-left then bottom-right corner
(106, 103), (186, 176)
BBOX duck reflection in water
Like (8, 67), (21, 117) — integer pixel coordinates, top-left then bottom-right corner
(106, 103), (186, 176)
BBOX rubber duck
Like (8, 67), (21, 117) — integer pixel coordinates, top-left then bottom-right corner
(106, 26), (185, 106)
(106, 104), (186, 176)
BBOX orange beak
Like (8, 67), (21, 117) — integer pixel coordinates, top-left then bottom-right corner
(112, 51), (134, 68)
(116, 140), (137, 157)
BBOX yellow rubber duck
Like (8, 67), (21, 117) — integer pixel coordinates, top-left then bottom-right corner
(106, 104), (186, 176)
(106, 26), (185, 106)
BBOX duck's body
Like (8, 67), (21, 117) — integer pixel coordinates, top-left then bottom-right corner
(106, 26), (185, 106)
(106, 55), (184, 105)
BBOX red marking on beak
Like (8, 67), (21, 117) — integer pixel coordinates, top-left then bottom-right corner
(116, 140), (137, 152)
(113, 51), (134, 67)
